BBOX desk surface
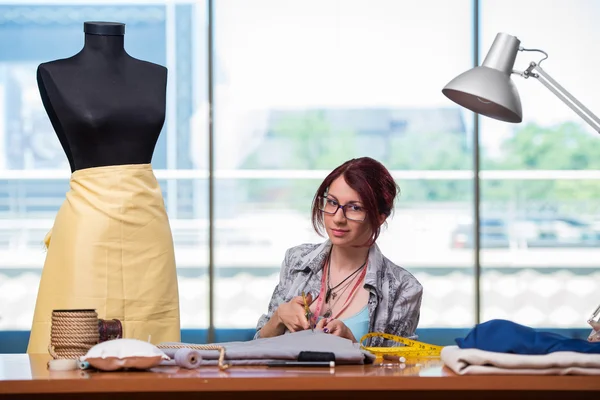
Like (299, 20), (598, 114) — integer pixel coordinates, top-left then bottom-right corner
(1, 354), (599, 399)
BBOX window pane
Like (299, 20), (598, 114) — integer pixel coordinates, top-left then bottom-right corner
(0, 2), (208, 331)
(213, 0), (475, 329)
(480, 0), (600, 327)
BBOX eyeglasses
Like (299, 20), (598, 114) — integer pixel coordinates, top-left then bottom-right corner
(318, 196), (367, 222)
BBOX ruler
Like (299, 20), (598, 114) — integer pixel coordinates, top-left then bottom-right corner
(359, 332), (444, 357)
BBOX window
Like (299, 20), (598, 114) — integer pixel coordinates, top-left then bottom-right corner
(213, 0), (474, 329)
(480, 0), (600, 327)
(0, 1), (209, 330)
(1, 0), (597, 336)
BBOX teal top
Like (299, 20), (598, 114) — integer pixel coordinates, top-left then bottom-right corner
(341, 305), (370, 343)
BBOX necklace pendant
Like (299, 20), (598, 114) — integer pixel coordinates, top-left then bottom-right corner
(331, 292), (337, 300)
(324, 309), (331, 318)
(325, 288), (332, 303)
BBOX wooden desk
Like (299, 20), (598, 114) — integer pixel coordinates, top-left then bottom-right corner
(0, 354), (598, 399)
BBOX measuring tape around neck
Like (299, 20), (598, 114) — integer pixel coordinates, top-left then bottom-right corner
(359, 332), (444, 358)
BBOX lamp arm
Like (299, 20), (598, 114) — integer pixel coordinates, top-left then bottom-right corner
(519, 62), (600, 134)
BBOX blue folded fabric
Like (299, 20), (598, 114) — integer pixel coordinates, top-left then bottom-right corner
(456, 319), (600, 355)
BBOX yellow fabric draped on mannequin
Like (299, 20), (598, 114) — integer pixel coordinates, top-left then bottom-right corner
(27, 164), (181, 354)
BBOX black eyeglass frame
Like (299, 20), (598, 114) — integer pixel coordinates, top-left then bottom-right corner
(317, 196), (367, 222)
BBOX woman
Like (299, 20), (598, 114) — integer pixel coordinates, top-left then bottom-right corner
(255, 157), (422, 346)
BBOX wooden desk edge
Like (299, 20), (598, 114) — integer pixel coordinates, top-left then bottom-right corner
(2, 375), (600, 395)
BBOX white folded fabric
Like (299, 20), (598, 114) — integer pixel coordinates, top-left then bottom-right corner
(441, 345), (600, 375)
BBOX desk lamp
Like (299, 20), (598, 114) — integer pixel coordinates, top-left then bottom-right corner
(442, 32), (600, 133)
(443, 32), (600, 339)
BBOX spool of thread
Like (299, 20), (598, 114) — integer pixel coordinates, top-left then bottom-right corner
(78, 360), (90, 370)
(98, 318), (123, 342)
(48, 309), (99, 359)
(174, 348), (203, 369)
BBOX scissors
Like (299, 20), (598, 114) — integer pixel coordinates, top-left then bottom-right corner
(302, 291), (315, 332)
(587, 303), (600, 342)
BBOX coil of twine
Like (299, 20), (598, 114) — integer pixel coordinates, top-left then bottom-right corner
(48, 309), (100, 359)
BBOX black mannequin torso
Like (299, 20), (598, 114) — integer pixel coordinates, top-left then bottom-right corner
(37, 22), (167, 172)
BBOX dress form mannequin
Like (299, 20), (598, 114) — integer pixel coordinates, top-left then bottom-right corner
(37, 21), (165, 171)
(28, 22), (181, 354)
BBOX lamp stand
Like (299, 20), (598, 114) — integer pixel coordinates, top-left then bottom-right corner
(516, 61), (600, 134)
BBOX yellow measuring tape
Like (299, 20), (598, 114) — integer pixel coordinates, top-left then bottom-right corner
(359, 332), (444, 358)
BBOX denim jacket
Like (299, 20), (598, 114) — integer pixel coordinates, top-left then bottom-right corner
(254, 240), (423, 347)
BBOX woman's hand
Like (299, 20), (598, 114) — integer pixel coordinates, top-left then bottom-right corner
(316, 317), (357, 342)
(275, 293), (312, 333)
